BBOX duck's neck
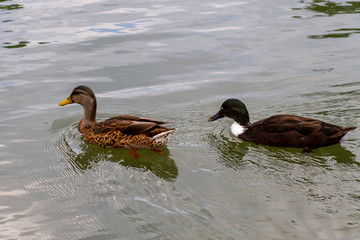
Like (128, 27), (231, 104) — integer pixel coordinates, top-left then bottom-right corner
(233, 113), (250, 127)
(231, 121), (248, 136)
(78, 100), (97, 133)
(231, 114), (250, 136)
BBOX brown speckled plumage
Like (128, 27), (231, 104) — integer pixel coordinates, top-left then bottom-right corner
(59, 86), (176, 150)
(83, 117), (175, 149)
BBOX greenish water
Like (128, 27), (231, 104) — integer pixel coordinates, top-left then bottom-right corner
(1, 0), (360, 239)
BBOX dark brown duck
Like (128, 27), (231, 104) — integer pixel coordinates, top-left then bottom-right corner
(209, 99), (356, 149)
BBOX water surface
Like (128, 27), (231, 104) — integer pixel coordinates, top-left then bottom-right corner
(1, 0), (360, 239)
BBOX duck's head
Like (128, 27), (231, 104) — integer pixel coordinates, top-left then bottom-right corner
(208, 98), (250, 126)
(58, 85), (96, 107)
(59, 85), (97, 132)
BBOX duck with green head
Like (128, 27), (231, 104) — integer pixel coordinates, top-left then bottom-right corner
(209, 99), (356, 149)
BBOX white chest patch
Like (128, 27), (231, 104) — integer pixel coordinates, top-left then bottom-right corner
(231, 122), (246, 136)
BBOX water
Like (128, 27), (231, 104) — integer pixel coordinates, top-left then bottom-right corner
(1, 0), (360, 239)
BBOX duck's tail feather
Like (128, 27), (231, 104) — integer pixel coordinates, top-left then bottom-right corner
(151, 128), (177, 144)
(330, 126), (356, 139)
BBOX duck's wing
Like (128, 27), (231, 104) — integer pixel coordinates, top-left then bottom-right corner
(107, 116), (168, 124)
(98, 115), (167, 135)
(254, 115), (324, 135)
(241, 114), (355, 148)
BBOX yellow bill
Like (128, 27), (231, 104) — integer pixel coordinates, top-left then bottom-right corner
(58, 97), (73, 106)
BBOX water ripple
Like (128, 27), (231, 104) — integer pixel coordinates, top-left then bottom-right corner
(100, 5), (186, 17)
(51, 116), (178, 181)
(97, 79), (214, 99)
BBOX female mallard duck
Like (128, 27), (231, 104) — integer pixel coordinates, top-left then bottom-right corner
(208, 99), (356, 149)
(59, 85), (176, 155)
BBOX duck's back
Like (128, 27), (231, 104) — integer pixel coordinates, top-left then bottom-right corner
(82, 116), (175, 149)
(239, 115), (356, 148)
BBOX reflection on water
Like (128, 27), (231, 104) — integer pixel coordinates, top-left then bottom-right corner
(2, 41), (51, 48)
(294, 1), (360, 39)
(308, 28), (360, 39)
(2, 0), (360, 238)
(208, 131), (250, 170)
(0, 2), (23, 11)
(312, 144), (358, 165)
(1, 1), (182, 49)
(52, 120), (178, 182)
(208, 125), (357, 169)
(3, 41), (30, 49)
(1, 0), (25, 49)
(298, 0), (360, 17)
(89, 19), (155, 35)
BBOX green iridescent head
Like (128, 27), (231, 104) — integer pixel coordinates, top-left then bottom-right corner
(208, 99), (250, 125)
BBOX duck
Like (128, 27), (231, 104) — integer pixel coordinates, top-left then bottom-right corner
(208, 98), (356, 149)
(58, 85), (176, 157)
